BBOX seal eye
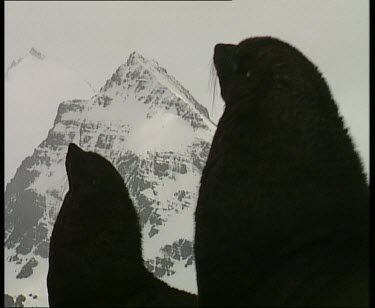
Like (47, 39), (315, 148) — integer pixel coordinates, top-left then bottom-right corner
(246, 71), (252, 78)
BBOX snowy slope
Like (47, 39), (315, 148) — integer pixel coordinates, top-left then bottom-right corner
(5, 48), (95, 187)
(5, 51), (215, 307)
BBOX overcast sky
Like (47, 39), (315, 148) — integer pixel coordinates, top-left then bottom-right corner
(5, 0), (369, 174)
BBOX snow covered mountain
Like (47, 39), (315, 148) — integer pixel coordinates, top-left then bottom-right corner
(4, 51), (215, 307)
(5, 48), (96, 187)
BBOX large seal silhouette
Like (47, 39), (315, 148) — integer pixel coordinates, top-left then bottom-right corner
(47, 143), (197, 307)
(194, 37), (369, 306)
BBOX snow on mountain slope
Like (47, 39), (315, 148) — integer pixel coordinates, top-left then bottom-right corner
(5, 51), (215, 307)
(5, 48), (96, 187)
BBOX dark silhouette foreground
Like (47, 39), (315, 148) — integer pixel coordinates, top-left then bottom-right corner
(48, 143), (197, 307)
(195, 37), (369, 307)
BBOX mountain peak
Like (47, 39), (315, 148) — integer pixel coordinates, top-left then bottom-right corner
(129, 50), (143, 60)
(5, 49), (213, 305)
(29, 48), (45, 60)
(126, 51), (151, 68)
(100, 51), (214, 127)
(126, 51), (166, 73)
(6, 48), (46, 75)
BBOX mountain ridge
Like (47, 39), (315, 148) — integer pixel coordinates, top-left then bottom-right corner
(5, 50), (96, 187)
(6, 47), (45, 75)
(5, 51), (214, 307)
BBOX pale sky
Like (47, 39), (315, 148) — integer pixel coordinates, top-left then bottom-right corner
(5, 0), (369, 174)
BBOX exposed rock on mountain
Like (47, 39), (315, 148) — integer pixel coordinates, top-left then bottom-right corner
(4, 51), (215, 306)
(5, 48), (95, 187)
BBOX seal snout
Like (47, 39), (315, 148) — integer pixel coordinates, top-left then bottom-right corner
(214, 43), (235, 58)
(68, 142), (81, 152)
(67, 143), (84, 158)
(213, 43), (237, 74)
(66, 143), (85, 173)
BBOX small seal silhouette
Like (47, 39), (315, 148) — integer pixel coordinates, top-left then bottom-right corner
(48, 143), (197, 307)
